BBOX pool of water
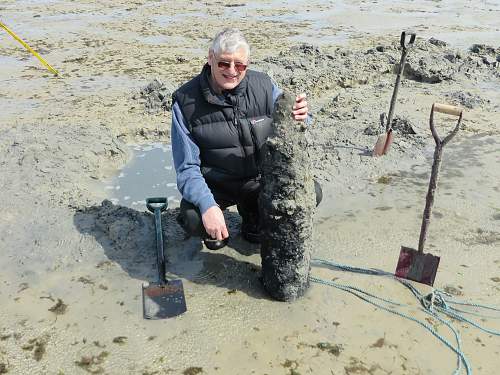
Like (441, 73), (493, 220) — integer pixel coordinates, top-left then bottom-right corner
(104, 143), (181, 209)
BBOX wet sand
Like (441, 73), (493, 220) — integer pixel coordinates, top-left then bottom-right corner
(1, 1), (500, 374)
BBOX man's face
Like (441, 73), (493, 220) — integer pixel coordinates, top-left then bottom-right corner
(208, 48), (248, 92)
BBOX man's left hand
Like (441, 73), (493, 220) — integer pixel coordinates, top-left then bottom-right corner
(292, 93), (308, 121)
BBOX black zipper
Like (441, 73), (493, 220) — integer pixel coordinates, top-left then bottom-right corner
(231, 96), (248, 176)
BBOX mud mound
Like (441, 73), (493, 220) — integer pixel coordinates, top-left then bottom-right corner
(132, 78), (175, 114)
(364, 115), (417, 136)
(257, 39), (499, 96)
(403, 40), (499, 83)
(258, 43), (392, 96)
(446, 91), (486, 109)
(76, 200), (184, 253)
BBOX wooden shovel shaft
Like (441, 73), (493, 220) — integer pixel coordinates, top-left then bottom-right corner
(417, 104), (463, 253)
(418, 144), (443, 253)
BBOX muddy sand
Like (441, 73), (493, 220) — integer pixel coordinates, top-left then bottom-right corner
(1, 1), (500, 374)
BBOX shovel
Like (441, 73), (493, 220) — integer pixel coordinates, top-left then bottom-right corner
(142, 197), (187, 319)
(373, 31), (416, 156)
(395, 103), (463, 286)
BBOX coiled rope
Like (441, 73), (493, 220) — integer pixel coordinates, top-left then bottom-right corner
(311, 258), (500, 375)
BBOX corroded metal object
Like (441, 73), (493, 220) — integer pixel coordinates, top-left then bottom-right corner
(259, 92), (316, 301)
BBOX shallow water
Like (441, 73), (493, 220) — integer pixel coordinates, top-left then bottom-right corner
(2, 0), (500, 51)
(104, 143), (181, 209)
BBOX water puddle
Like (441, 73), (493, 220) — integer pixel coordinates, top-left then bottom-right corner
(103, 143), (181, 210)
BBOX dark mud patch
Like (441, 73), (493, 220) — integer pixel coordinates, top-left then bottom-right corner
(370, 337), (398, 349)
(75, 351), (109, 374)
(345, 357), (384, 375)
(48, 299), (68, 315)
(316, 342), (343, 356)
(282, 359), (299, 369)
(77, 276), (95, 285)
(375, 206), (393, 211)
(0, 363), (8, 374)
(21, 336), (48, 361)
(443, 285), (463, 296)
(112, 336), (127, 345)
(183, 367), (203, 375)
(377, 175), (392, 185)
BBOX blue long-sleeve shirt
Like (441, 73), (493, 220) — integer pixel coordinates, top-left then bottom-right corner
(171, 83), (284, 214)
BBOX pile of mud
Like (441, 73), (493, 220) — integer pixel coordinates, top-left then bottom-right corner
(257, 38), (499, 96)
(132, 78), (176, 114)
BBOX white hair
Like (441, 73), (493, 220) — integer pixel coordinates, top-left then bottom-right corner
(210, 28), (250, 58)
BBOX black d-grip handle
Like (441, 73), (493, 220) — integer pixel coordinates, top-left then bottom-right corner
(400, 31), (416, 49)
(146, 197), (168, 213)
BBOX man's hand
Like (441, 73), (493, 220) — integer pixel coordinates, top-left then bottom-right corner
(292, 93), (308, 121)
(202, 205), (229, 241)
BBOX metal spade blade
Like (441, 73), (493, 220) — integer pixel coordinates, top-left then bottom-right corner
(395, 103), (463, 287)
(142, 197), (187, 319)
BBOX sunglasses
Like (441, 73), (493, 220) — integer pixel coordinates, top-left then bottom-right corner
(217, 60), (248, 72)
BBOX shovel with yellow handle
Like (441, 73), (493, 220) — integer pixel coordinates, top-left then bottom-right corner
(1, 20), (59, 76)
(395, 103), (464, 286)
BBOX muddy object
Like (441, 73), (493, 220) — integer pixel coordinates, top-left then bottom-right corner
(183, 367), (203, 375)
(469, 44), (498, 56)
(428, 38), (447, 47)
(48, 298), (68, 315)
(316, 342), (343, 356)
(443, 285), (463, 296)
(112, 336), (127, 345)
(446, 91), (485, 109)
(364, 116), (416, 137)
(392, 116), (416, 135)
(21, 337), (47, 361)
(0, 363), (8, 374)
(75, 351), (109, 373)
(133, 78), (175, 114)
(259, 92), (316, 301)
(403, 56), (455, 83)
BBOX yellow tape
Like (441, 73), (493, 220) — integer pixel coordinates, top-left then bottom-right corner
(1, 21), (59, 76)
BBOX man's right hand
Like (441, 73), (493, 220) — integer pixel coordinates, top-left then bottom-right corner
(202, 205), (229, 241)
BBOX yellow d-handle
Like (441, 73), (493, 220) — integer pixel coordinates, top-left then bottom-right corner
(1, 21), (59, 76)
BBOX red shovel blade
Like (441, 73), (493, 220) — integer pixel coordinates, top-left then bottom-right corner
(395, 246), (440, 286)
(372, 129), (394, 157)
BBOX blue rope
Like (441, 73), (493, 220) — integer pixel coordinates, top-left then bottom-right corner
(311, 258), (500, 375)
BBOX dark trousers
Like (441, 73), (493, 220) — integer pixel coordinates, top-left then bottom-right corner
(177, 179), (323, 238)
